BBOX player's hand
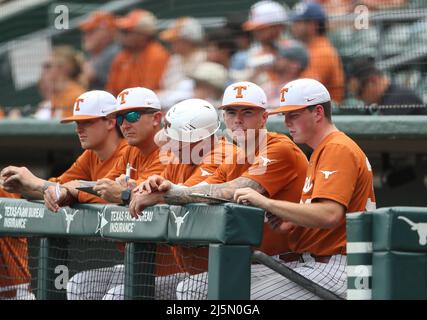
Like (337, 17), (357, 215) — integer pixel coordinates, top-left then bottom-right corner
(94, 178), (123, 203)
(129, 192), (162, 218)
(135, 175), (171, 194)
(44, 185), (69, 213)
(115, 174), (137, 189)
(0, 166), (41, 193)
(265, 211), (282, 229)
(264, 212), (296, 232)
(278, 221), (296, 233)
(234, 187), (269, 209)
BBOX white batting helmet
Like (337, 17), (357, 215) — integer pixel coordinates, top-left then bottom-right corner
(160, 98), (220, 143)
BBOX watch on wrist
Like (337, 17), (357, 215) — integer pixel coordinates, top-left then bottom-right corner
(121, 188), (131, 205)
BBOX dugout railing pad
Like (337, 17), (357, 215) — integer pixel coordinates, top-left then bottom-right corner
(0, 198), (264, 300)
(347, 207), (427, 300)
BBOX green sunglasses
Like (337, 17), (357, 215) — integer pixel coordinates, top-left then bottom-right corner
(116, 110), (155, 126)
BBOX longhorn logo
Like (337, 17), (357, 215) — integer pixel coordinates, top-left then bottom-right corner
(200, 168), (212, 176)
(320, 170), (337, 179)
(398, 216), (427, 246)
(61, 209), (80, 234)
(171, 210), (189, 237)
(260, 156), (274, 166)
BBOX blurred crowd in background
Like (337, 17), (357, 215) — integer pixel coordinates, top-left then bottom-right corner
(0, 0), (426, 120)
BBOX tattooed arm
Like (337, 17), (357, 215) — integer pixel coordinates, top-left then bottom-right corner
(0, 166), (50, 199)
(163, 177), (266, 205)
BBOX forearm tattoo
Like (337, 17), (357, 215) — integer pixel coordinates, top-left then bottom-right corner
(163, 177), (266, 205)
(20, 181), (54, 200)
(42, 181), (56, 193)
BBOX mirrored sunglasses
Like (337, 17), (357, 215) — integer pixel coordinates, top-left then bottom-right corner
(116, 110), (157, 126)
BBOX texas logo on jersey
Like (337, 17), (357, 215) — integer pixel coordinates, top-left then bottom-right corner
(200, 168), (212, 177)
(320, 170), (337, 179)
(260, 156), (274, 167)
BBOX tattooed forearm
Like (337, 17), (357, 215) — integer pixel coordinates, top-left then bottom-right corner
(19, 180), (54, 200)
(163, 177), (266, 205)
(41, 181), (56, 192)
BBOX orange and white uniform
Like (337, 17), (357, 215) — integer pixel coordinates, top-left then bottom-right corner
(104, 146), (165, 184)
(209, 132), (308, 255)
(250, 131), (376, 300)
(104, 145), (172, 276)
(288, 131), (376, 256)
(175, 132), (308, 275)
(163, 138), (240, 274)
(249, 78), (375, 300)
(161, 138), (237, 187)
(50, 139), (131, 204)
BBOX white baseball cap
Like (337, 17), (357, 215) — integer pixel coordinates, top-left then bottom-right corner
(156, 98), (220, 143)
(220, 81), (267, 109)
(270, 78), (331, 114)
(108, 87), (161, 115)
(60, 90), (117, 123)
(160, 17), (204, 43)
(243, 0), (287, 31)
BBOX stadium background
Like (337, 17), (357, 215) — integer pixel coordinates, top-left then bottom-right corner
(0, 0), (426, 300)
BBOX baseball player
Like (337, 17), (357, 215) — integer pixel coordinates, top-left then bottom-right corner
(102, 98), (238, 299)
(0, 90), (130, 211)
(234, 78), (376, 299)
(130, 81), (309, 299)
(66, 87), (173, 300)
(0, 190), (34, 300)
(92, 87), (166, 204)
(0, 90), (128, 300)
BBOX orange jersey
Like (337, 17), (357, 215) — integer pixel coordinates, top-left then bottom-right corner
(161, 138), (238, 187)
(104, 145), (169, 275)
(51, 139), (130, 203)
(301, 36), (344, 103)
(288, 131), (376, 256)
(159, 139), (239, 275)
(178, 132), (308, 274)
(0, 190), (31, 288)
(106, 41), (169, 96)
(207, 132), (308, 256)
(105, 146), (165, 183)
